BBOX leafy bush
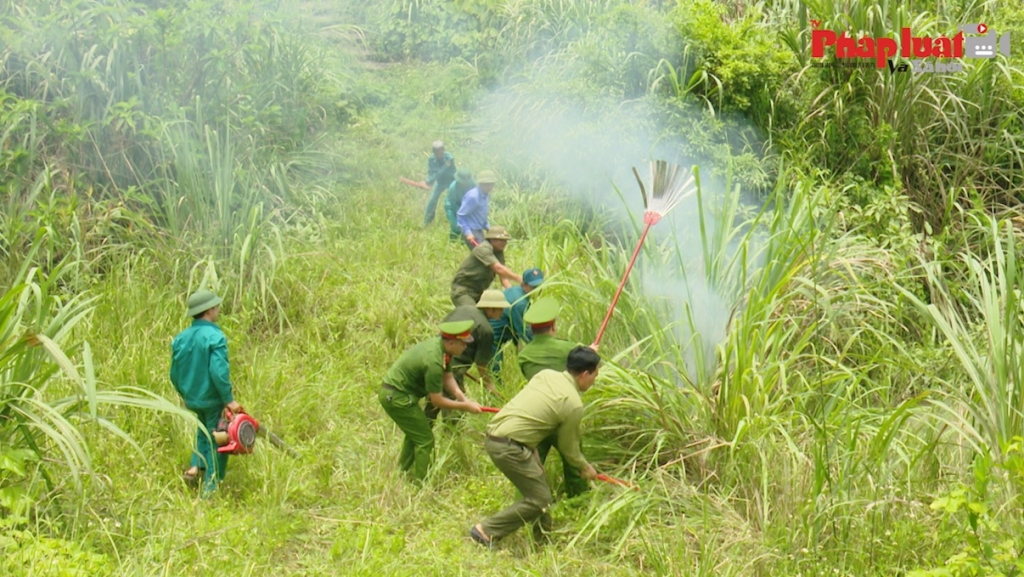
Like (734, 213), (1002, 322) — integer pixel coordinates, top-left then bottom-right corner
(562, 4), (680, 99)
(671, 0), (797, 119)
(367, 0), (491, 62)
(0, 519), (113, 577)
(909, 449), (1024, 577)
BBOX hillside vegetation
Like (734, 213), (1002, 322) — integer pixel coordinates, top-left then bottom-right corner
(2, 0), (1024, 575)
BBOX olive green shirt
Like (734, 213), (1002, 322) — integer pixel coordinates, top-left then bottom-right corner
(443, 305), (494, 369)
(487, 370), (588, 471)
(451, 241), (505, 300)
(518, 334), (579, 380)
(383, 337), (451, 398)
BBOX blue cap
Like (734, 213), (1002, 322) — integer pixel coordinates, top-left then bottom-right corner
(522, 268), (544, 287)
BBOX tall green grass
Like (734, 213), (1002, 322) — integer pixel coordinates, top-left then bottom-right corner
(0, 241), (192, 518)
(903, 215), (1024, 462)
(3, 0), (1024, 574)
(780, 0), (1024, 228)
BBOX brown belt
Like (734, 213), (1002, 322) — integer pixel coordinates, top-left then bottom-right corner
(487, 434), (530, 450)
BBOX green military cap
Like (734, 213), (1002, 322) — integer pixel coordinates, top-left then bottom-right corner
(484, 225), (512, 240)
(476, 170), (497, 185)
(455, 168), (474, 186)
(477, 289), (511, 309)
(440, 319), (475, 342)
(523, 297), (560, 327)
(186, 289), (222, 317)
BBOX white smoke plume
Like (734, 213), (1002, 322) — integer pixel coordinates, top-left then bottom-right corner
(471, 84), (766, 383)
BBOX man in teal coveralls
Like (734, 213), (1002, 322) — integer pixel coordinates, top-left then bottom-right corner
(423, 140), (457, 226)
(170, 289), (244, 494)
(444, 168), (475, 241)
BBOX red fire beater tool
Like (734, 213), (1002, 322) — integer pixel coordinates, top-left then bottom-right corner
(399, 177), (430, 190)
(596, 474), (639, 491)
(592, 160), (699, 347)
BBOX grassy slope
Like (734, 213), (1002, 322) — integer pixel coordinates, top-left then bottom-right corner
(19, 8), (996, 575)
(64, 60), (726, 576)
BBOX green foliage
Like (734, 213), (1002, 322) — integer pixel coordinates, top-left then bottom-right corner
(909, 449), (1024, 577)
(0, 238), (195, 516)
(0, 518), (113, 577)
(900, 215), (1024, 458)
(672, 0), (797, 116)
(559, 4), (680, 99)
(781, 1), (1024, 229)
(3, 0), (1024, 574)
(0, 0), (353, 331)
(368, 0), (492, 62)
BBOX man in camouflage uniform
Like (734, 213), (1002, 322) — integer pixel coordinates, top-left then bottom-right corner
(450, 226), (523, 308)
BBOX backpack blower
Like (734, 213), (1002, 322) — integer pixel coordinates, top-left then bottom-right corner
(212, 409), (301, 458)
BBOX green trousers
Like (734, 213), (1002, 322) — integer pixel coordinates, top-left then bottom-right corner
(480, 436), (553, 541)
(423, 181), (448, 225)
(379, 386), (434, 480)
(423, 368), (466, 423)
(443, 198), (461, 241)
(537, 434), (590, 498)
(450, 286), (480, 308)
(190, 406), (228, 493)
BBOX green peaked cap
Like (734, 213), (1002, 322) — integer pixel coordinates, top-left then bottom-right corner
(524, 297), (560, 325)
(440, 319), (475, 342)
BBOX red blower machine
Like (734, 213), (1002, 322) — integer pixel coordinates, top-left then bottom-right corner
(212, 410), (301, 458)
(213, 410), (259, 454)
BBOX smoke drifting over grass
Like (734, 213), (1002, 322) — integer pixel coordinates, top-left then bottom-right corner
(472, 84), (765, 383)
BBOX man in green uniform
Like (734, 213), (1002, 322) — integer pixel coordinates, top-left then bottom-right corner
(469, 346), (603, 547)
(444, 168), (475, 242)
(518, 297), (581, 380)
(379, 320), (483, 481)
(170, 289), (244, 494)
(435, 290), (510, 411)
(450, 226), (523, 308)
(517, 297), (592, 497)
(423, 140), (456, 226)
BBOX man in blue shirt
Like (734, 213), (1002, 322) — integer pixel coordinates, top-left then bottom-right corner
(170, 289), (244, 494)
(423, 140), (456, 227)
(490, 268), (545, 373)
(457, 170), (496, 249)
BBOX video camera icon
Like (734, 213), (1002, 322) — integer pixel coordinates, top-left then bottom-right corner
(959, 23), (1011, 58)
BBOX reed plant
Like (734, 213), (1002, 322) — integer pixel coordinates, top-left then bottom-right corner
(0, 242), (192, 518)
(780, 0), (1024, 228)
(902, 214), (1024, 462)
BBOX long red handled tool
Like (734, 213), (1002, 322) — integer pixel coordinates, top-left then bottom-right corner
(480, 406), (500, 413)
(399, 177), (430, 190)
(592, 161), (699, 347)
(465, 372), (506, 401)
(596, 473), (638, 491)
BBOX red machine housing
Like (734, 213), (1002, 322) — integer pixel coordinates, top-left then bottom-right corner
(216, 410), (260, 454)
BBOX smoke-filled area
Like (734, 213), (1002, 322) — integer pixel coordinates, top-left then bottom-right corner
(470, 78), (768, 383)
